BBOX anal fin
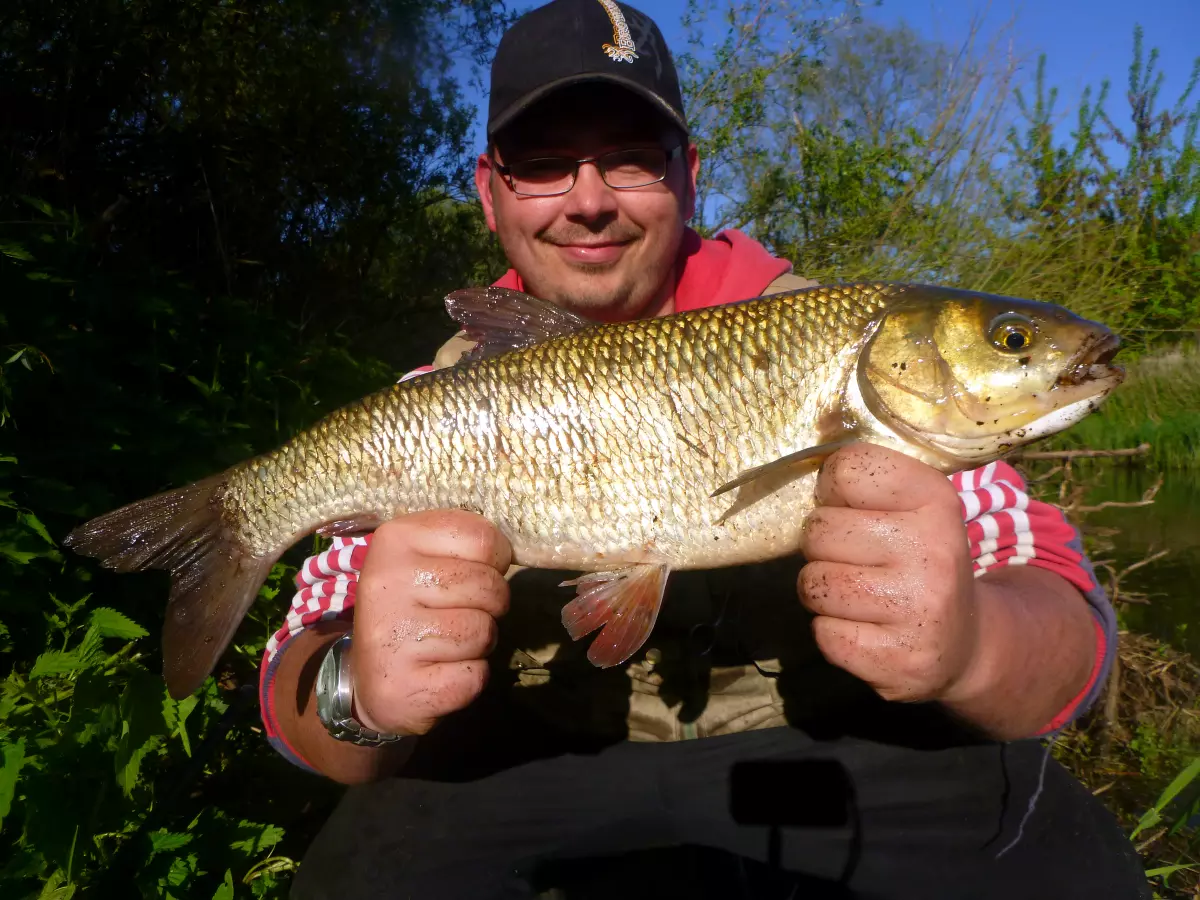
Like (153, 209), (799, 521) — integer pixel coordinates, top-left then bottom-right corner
(559, 564), (670, 668)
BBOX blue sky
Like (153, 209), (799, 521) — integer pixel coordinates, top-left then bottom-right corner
(458, 0), (1199, 149)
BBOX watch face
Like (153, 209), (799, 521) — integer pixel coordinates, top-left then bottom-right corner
(315, 641), (339, 726)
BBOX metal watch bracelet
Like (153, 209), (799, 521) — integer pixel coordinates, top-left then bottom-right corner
(315, 633), (406, 747)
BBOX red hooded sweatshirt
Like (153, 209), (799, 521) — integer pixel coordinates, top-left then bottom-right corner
(490, 228), (794, 313)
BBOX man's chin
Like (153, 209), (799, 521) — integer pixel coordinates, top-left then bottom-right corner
(543, 272), (642, 319)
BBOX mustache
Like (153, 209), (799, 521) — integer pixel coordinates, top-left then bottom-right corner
(539, 223), (643, 246)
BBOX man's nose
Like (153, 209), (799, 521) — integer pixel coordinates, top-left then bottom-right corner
(562, 160), (619, 220)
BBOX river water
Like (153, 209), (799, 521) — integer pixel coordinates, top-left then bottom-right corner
(1081, 466), (1199, 657)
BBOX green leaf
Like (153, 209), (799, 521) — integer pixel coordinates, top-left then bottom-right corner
(1131, 756), (1200, 839)
(0, 545), (44, 566)
(115, 669), (170, 796)
(149, 829), (194, 855)
(164, 694), (199, 757)
(186, 374), (212, 397)
(230, 820), (286, 855)
(89, 607), (149, 640)
(36, 869), (77, 899)
(30, 650), (84, 678)
(0, 738), (26, 828)
(212, 869), (236, 900)
(75, 626), (104, 668)
(0, 241), (34, 262)
(18, 510), (56, 547)
(1145, 863), (1197, 878)
(164, 851), (200, 889)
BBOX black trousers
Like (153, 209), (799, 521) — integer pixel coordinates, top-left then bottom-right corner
(291, 725), (1150, 900)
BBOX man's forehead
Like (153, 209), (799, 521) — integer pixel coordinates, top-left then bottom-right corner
(494, 84), (676, 155)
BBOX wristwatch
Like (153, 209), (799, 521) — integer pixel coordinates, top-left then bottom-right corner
(315, 633), (405, 746)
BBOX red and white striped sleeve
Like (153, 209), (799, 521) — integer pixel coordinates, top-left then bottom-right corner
(950, 460), (1116, 735)
(258, 535), (375, 771)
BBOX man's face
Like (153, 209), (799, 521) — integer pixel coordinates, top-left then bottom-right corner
(476, 84), (700, 321)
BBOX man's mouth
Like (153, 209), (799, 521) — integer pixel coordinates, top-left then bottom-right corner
(552, 240), (632, 264)
(1057, 332), (1123, 387)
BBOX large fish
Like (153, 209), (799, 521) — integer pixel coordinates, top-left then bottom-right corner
(64, 283), (1124, 698)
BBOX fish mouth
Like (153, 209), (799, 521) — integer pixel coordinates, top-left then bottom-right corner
(1057, 332), (1124, 387)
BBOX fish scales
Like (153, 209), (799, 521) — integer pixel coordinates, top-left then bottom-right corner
(224, 285), (895, 567)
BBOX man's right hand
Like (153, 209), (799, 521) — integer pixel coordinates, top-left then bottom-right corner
(349, 509), (513, 737)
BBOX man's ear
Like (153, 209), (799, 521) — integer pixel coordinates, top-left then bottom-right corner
(476, 152), (499, 233)
(684, 142), (700, 221)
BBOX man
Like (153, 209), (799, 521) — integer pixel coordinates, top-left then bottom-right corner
(259, 2), (1149, 897)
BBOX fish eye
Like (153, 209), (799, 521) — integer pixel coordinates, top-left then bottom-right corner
(989, 314), (1036, 353)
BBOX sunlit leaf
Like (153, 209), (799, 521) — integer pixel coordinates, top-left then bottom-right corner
(149, 829), (194, 855)
(30, 650), (83, 678)
(18, 510), (56, 547)
(1145, 863), (1196, 878)
(231, 820), (286, 855)
(1132, 757), (1200, 838)
(212, 869), (236, 900)
(90, 607), (149, 640)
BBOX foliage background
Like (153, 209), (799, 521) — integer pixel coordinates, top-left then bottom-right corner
(1, 0), (1197, 897)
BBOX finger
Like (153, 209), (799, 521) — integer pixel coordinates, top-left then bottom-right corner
(811, 616), (944, 703)
(404, 558), (510, 615)
(815, 443), (959, 513)
(356, 658), (490, 736)
(798, 561), (918, 625)
(373, 509), (513, 572)
(393, 608), (499, 664)
(810, 616), (911, 686)
(799, 506), (922, 567)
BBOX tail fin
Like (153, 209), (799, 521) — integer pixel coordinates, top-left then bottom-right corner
(63, 474), (277, 699)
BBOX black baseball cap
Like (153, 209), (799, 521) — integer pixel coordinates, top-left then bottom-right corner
(487, 0), (688, 139)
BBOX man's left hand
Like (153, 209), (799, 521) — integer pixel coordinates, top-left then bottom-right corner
(797, 442), (982, 703)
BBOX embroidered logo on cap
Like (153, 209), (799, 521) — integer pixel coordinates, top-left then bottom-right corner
(597, 0), (638, 63)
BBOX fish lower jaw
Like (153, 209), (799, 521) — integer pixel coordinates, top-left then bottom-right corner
(923, 388), (1117, 461)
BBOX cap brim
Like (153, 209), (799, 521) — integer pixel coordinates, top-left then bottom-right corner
(487, 73), (689, 139)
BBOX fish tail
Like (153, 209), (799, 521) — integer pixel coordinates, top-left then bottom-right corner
(63, 473), (278, 699)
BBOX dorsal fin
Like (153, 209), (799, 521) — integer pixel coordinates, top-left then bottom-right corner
(444, 287), (595, 362)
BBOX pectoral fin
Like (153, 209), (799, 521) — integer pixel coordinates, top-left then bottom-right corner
(710, 438), (856, 498)
(560, 564), (670, 668)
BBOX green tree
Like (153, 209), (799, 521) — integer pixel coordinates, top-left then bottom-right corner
(0, 1), (510, 896)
